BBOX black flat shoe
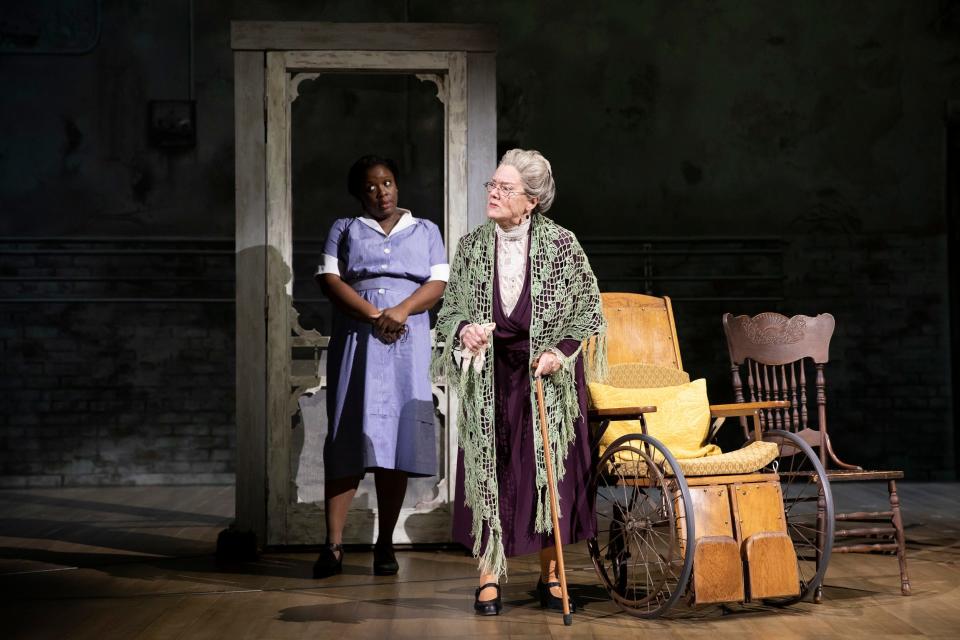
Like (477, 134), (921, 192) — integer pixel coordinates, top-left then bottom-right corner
(312, 543), (343, 579)
(474, 582), (502, 616)
(373, 542), (399, 576)
(537, 578), (576, 612)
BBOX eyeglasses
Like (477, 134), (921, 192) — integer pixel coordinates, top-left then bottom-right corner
(483, 181), (524, 199)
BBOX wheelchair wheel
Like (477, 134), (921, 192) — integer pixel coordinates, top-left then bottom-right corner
(588, 434), (695, 618)
(760, 429), (835, 605)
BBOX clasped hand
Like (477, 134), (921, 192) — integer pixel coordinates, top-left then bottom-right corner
(459, 323), (489, 352)
(371, 305), (409, 344)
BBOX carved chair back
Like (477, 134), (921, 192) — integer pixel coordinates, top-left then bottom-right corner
(601, 293), (684, 371)
(722, 312), (836, 466)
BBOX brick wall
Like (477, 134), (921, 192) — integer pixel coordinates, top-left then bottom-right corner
(785, 233), (953, 480)
(0, 239), (235, 487)
(0, 232), (953, 486)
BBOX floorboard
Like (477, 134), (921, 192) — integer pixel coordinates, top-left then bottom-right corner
(0, 483), (957, 639)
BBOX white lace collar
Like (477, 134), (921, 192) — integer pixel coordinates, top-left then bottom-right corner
(495, 215), (531, 242)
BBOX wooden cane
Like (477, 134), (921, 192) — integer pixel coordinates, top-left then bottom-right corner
(535, 375), (573, 626)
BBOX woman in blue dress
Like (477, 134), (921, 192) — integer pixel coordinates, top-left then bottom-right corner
(313, 155), (448, 578)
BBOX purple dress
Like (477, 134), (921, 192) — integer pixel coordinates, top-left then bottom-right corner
(321, 213), (447, 480)
(452, 257), (597, 556)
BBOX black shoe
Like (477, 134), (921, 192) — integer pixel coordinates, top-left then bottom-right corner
(373, 542), (399, 576)
(312, 543), (343, 579)
(474, 582), (502, 616)
(537, 578), (577, 612)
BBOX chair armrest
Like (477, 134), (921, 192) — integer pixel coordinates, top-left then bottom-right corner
(587, 406), (658, 421)
(709, 400), (790, 418)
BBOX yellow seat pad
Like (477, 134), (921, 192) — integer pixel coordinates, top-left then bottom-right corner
(606, 440), (780, 477)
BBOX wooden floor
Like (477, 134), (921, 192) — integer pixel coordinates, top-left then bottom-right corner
(1, 483), (958, 639)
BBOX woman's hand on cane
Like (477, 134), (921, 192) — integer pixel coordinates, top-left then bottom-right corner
(532, 351), (562, 377)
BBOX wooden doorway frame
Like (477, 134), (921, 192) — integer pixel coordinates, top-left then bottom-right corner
(231, 22), (496, 547)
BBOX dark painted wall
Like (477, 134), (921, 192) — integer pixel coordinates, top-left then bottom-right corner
(0, 0), (957, 484)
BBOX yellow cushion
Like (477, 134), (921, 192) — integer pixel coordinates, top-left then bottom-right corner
(610, 441), (780, 477)
(588, 378), (722, 462)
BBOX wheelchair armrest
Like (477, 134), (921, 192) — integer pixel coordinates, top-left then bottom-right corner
(709, 401), (790, 417)
(588, 406), (657, 455)
(587, 406), (658, 421)
(708, 401), (790, 443)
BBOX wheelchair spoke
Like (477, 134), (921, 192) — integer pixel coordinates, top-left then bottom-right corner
(598, 529), (628, 557)
(788, 524), (818, 550)
(637, 531), (671, 578)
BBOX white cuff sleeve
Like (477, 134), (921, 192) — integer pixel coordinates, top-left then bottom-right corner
(317, 253), (341, 277)
(428, 263), (450, 282)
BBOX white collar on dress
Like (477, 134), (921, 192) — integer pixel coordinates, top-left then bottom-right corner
(356, 209), (417, 237)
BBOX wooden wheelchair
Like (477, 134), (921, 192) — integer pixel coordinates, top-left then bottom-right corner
(585, 294), (835, 618)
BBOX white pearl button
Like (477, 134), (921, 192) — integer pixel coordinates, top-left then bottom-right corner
(381, 264), (388, 269)
(378, 288), (385, 294)
(384, 247), (391, 254)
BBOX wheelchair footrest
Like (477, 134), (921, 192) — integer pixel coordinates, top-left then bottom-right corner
(692, 535), (745, 604)
(743, 532), (800, 600)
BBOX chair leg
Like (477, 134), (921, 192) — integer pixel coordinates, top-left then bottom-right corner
(888, 480), (911, 596)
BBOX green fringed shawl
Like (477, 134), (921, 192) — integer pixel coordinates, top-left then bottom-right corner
(431, 216), (607, 580)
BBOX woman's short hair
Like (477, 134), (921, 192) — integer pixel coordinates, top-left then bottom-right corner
(498, 148), (556, 214)
(347, 154), (400, 200)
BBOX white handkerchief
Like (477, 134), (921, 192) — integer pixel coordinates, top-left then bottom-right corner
(460, 322), (497, 373)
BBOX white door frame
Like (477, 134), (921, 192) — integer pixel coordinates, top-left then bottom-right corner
(232, 23), (496, 547)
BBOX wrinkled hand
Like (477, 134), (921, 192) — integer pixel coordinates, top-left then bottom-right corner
(459, 323), (489, 353)
(532, 351), (562, 377)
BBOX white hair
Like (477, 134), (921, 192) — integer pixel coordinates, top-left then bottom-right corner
(499, 148), (556, 214)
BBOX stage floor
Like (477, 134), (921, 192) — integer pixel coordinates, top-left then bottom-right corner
(1, 483), (958, 639)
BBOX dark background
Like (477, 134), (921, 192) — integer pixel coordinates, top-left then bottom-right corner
(1, 0), (957, 486)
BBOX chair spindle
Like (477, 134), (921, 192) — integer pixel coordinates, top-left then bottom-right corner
(789, 362), (800, 432)
(800, 360), (808, 430)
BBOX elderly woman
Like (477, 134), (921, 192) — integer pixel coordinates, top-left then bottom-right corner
(315, 154), (447, 579)
(433, 149), (606, 615)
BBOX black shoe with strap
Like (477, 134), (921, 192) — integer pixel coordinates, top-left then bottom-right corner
(373, 542), (399, 576)
(312, 543), (343, 579)
(474, 582), (502, 616)
(537, 577), (577, 612)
